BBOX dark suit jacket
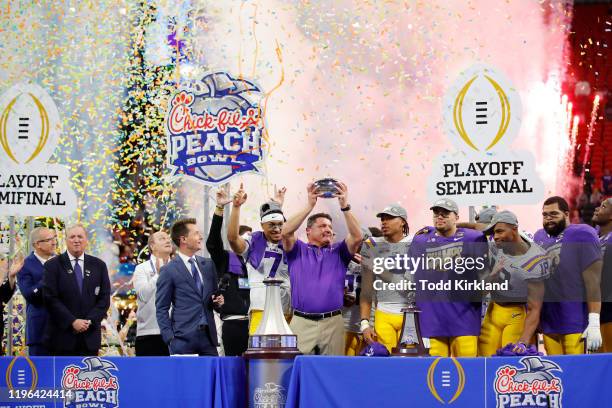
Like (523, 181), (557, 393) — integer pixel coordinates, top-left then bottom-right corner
(17, 252), (48, 345)
(42, 252), (110, 353)
(156, 255), (219, 352)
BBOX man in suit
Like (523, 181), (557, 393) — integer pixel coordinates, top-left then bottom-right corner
(17, 227), (57, 356)
(42, 224), (111, 356)
(156, 218), (224, 356)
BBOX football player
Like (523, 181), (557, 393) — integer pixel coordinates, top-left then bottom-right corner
(410, 198), (488, 357)
(534, 196), (603, 354)
(593, 197), (612, 352)
(227, 184), (291, 335)
(478, 211), (549, 356)
(360, 206), (412, 353)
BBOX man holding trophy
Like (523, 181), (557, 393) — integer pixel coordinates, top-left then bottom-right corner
(281, 180), (363, 355)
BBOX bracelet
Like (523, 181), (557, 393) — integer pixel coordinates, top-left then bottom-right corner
(215, 205), (225, 211)
(340, 204), (351, 212)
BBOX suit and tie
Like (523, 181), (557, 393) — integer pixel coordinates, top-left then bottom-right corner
(155, 253), (219, 356)
(42, 251), (110, 355)
(17, 252), (50, 355)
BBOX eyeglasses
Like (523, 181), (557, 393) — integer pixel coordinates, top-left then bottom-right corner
(265, 224), (283, 231)
(37, 237), (57, 244)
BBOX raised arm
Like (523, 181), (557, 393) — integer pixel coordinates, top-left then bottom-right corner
(228, 183), (248, 255)
(207, 188), (231, 274)
(334, 182), (363, 255)
(282, 183), (319, 253)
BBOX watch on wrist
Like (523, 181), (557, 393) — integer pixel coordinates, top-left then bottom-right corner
(341, 204), (351, 212)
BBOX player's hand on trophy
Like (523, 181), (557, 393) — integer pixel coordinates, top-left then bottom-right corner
(271, 185), (287, 207)
(216, 187), (232, 207)
(232, 183), (248, 207)
(582, 313), (602, 352)
(333, 181), (349, 208)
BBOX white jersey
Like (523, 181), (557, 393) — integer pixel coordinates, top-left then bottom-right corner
(240, 234), (291, 314)
(488, 238), (550, 302)
(343, 260), (362, 333)
(361, 236), (412, 314)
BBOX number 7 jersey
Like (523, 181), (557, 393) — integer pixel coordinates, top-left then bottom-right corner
(239, 231), (291, 314)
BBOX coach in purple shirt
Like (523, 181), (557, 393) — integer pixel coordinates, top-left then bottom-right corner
(282, 181), (362, 355)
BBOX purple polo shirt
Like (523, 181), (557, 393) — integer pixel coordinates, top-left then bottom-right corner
(286, 239), (352, 313)
(534, 224), (601, 334)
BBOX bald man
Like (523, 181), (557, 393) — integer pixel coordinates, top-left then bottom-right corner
(134, 231), (173, 356)
(18, 227), (57, 355)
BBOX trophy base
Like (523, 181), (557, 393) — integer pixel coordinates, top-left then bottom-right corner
(244, 334), (301, 359)
(391, 345), (430, 357)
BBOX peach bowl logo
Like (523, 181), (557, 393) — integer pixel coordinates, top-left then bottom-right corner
(166, 72), (266, 186)
(0, 83), (77, 216)
(494, 357), (563, 408)
(61, 357), (119, 408)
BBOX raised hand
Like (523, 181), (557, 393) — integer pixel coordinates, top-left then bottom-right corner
(233, 183), (248, 207)
(333, 181), (349, 208)
(9, 253), (24, 279)
(216, 188), (231, 207)
(271, 185), (287, 206)
(306, 182), (320, 208)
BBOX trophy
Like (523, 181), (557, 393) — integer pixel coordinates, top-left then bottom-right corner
(392, 303), (429, 356)
(313, 178), (340, 198)
(245, 279), (300, 408)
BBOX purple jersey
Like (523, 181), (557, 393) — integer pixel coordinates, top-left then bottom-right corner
(600, 230), (612, 324)
(534, 224), (601, 334)
(286, 239), (352, 313)
(411, 227), (487, 337)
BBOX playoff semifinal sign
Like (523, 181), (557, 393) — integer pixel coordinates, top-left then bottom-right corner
(0, 83), (77, 217)
(165, 72), (267, 186)
(428, 65), (544, 205)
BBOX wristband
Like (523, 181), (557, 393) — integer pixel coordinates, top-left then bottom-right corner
(588, 313), (600, 326)
(359, 319), (370, 332)
(341, 204), (351, 212)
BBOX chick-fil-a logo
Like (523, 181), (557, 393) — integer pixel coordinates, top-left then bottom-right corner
(165, 72), (267, 186)
(494, 357), (563, 408)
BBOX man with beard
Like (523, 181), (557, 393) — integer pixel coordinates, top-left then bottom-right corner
(478, 211), (549, 356)
(360, 205), (412, 353)
(410, 198), (488, 357)
(282, 182), (362, 355)
(534, 196), (602, 354)
(592, 197), (612, 351)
